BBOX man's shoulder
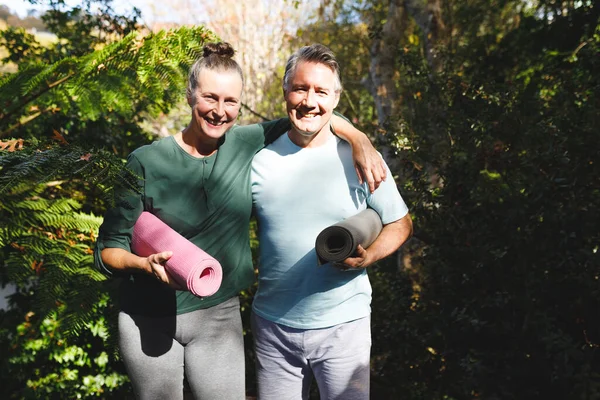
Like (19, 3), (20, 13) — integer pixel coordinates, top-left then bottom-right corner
(255, 131), (289, 153)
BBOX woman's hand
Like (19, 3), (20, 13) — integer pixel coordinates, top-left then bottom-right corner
(351, 135), (387, 193)
(101, 247), (184, 290)
(147, 251), (184, 290)
(330, 114), (386, 193)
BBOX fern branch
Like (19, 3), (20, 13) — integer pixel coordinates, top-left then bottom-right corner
(1, 106), (58, 137)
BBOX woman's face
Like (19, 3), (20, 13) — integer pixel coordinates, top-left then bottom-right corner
(188, 68), (243, 141)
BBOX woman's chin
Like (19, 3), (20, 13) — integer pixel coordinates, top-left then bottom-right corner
(202, 122), (232, 139)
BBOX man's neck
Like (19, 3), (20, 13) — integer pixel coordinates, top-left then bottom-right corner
(288, 126), (333, 148)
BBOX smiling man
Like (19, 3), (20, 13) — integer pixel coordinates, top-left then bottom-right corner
(251, 44), (413, 400)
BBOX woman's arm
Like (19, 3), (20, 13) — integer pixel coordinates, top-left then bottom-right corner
(101, 247), (182, 289)
(101, 247), (149, 273)
(252, 114), (386, 192)
(94, 154), (182, 289)
(331, 114), (386, 193)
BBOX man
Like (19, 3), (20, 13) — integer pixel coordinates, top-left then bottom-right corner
(251, 44), (413, 400)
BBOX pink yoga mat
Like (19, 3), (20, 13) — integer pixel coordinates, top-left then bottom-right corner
(131, 211), (223, 297)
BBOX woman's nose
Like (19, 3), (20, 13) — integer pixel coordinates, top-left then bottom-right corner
(215, 101), (225, 117)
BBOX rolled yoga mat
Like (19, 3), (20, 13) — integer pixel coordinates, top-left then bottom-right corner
(315, 208), (383, 264)
(131, 211), (223, 297)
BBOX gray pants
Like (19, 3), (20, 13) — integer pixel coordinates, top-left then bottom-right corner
(118, 296), (245, 400)
(252, 312), (371, 400)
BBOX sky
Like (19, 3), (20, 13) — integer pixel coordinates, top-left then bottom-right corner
(0, 0), (46, 17)
(0, 0), (184, 24)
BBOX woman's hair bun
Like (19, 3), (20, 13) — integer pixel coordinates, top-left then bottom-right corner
(203, 42), (235, 58)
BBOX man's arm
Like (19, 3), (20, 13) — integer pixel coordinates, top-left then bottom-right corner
(331, 114), (387, 193)
(338, 213), (413, 269)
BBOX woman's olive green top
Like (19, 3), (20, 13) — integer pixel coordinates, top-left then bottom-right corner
(94, 119), (290, 317)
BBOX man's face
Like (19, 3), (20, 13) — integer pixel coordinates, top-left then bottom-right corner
(284, 61), (340, 139)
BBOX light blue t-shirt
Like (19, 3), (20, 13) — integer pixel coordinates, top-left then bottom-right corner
(251, 132), (409, 329)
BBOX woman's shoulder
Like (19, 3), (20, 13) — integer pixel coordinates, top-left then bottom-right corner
(130, 136), (175, 160)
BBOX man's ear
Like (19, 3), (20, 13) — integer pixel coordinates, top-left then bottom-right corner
(333, 91), (341, 109)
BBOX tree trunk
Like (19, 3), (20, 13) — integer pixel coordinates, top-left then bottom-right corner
(405, 0), (447, 71)
(364, 0), (407, 129)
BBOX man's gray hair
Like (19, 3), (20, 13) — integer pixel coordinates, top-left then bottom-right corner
(282, 44), (342, 94)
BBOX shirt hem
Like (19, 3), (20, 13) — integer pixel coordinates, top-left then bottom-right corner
(252, 305), (371, 330)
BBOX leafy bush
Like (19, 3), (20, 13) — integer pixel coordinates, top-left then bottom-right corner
(371, 4), (600, 399)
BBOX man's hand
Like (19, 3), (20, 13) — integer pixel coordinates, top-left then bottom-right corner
(332, 214), (413, 271)
(147, 251), (184, 290)
(334, 245), (372, 271)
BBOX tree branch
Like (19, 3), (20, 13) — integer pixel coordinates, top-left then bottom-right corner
(241, 102), (271, 122)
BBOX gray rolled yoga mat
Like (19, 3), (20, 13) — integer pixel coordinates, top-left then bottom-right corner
(315, 208), (383, 264)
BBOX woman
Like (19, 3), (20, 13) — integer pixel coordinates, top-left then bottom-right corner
(95, 42), (383, 400)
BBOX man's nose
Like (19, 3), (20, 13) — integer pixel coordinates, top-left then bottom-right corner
(303, 90), (317, 107)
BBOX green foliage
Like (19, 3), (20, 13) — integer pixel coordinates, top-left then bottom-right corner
(40, 0), (141, 60)
(0, 27), (42, 65)
(0, 142), (121, 336)
(0, 292), (130, 399)
(0, 5), (219, 398)
(3, 1), (597, 399)
(370, 2), (600, 399)
(0, 25), (217, 155)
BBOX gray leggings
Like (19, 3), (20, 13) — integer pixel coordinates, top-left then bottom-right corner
(118, 296), (245, 400)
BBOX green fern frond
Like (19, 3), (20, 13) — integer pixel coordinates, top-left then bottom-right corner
(0, 26), (219, 343)
(1, 26), (218, 139)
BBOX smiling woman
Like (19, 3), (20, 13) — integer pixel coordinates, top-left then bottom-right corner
(182, 69), (242, 152)
(178, 44), (244, 155)
(95, 42), (287, 400)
